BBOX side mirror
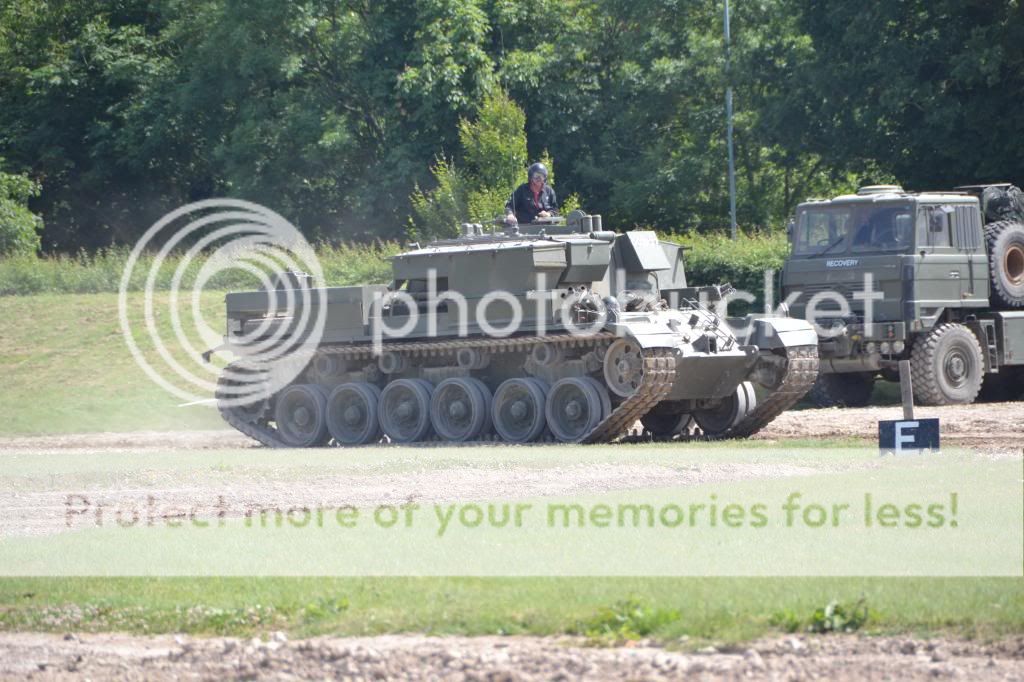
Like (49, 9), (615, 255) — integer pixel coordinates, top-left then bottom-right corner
(786, 218), (795, 239)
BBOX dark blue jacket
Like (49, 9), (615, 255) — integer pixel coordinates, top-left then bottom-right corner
(506, 183), (558, 223)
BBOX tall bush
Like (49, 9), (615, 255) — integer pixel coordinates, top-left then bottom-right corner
(411, 91), (540, 237)
(0, 167), (42, 256)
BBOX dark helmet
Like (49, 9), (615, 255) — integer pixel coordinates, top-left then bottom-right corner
(528, 162), (548, 181)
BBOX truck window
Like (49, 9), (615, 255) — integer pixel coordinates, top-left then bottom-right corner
(953, 206), (981, 250)
(919, 206), (951, 248)
(794, 208), (852, 255)
(850, 206), (913, 253)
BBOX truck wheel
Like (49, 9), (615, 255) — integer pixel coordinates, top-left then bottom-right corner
(984, 220), (1024, 308)
(806, 373), (874, 408)
(909, 323), (984, 405)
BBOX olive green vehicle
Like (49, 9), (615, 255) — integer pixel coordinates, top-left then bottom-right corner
(214, 212), (819, 447)
(782, 184), (1024, 407)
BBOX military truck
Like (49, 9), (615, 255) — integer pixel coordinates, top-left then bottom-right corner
(213, 212), (819, 447)
(781, 184), (1024, 406)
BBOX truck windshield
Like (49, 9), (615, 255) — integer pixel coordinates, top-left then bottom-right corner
(794, 204), (914, 256)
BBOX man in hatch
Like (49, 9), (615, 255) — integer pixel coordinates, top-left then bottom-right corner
(504, 162), (559, 225)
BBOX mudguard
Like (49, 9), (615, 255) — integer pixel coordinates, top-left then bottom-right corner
(732, 316), (818, 351)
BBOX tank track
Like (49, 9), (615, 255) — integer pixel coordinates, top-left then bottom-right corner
(582, 347), (675, 444)
(216, 373), (289, 449)
(630, 343), (820, 442)
(723, 344), (818, 438)
(217, 337), (814, 447)
(221, 332), (672, 447)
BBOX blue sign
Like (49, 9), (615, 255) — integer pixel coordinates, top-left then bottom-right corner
(879, 418), (940, 453)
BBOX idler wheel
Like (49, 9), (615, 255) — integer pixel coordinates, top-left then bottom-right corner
(326, 382), (383, 445)
(378, 379), (434, 443)
(216, 366), (271, 425)
(273, 384), (330, 447)
(430, 377), (492, 442)
(545, 377), (610, 443)
(603, 339), (645, 397)
(492, 378), (549, 443)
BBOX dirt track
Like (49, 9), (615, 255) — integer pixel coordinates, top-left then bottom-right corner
(758, 402), (1024, 450)
(0, 401), (1020, 452)
(1, 403), (1021, 680)
(1, 632), (1022, 681)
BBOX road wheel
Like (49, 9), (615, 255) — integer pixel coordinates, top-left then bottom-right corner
(326, 382), (382, 445)
(378, 379), (434, 443)
(492, 378), (549, 443)
(693, 381), (756, 437)
(430, 377), (492, 442)
(806, 372), (875, 408)
(641, 402), (694, 439)
(545, 377), (609, 443)
(274, 384), (330, 447)
(910, 323), (984, 405)
(985, 220), (1024, 308)
(603, 339), (645, 397)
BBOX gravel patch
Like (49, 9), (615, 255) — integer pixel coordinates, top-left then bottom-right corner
(0, 632), (1022, 681)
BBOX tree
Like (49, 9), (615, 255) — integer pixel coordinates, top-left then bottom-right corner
(410, 90), (528, 237)
(0, 162), (42, 255)
(778, 0), (1024, 189)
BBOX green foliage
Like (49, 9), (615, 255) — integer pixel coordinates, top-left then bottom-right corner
(663, 230), (791, 308)
(770, 597), (870, 634)
(768, 608), (803, 633)
(574, 598), (680, 643)
(410, 90), (531, 237)
(0, 0), (1020, 250)
(808, 598), (870, 634)
(0, 167), (42, 256)
(409, 158), (469, 239)
(0, 578), (1018, 641)
(777, 0), (1024, 190)
(459, 90), (527, 197)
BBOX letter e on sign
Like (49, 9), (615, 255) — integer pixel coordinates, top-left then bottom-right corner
(878, 418), (940, 454)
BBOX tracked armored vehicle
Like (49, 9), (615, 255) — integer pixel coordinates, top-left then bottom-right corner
(214, 212), (818, 447)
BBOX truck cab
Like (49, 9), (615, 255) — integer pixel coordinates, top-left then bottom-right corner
(781, 185), (1024, 406)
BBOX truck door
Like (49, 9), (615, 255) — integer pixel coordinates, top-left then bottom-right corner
(951, 205), (989, 306)
(914, 205), (961, 323)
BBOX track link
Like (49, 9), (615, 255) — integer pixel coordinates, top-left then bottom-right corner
(582, 347), (676, 444)
(724, 344), (819, 438)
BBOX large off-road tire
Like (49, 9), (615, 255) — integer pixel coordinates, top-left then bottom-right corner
(806, 372), (875, 408)
(909, 323), (984, 405)
(984, 220), (1024, 308)
(982, 185), (1024, 223)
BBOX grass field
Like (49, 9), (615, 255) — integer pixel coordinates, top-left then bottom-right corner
(0, 290), (1020, 645)
(0, 577), (1021, 644)
(0, 291), (226, 435)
